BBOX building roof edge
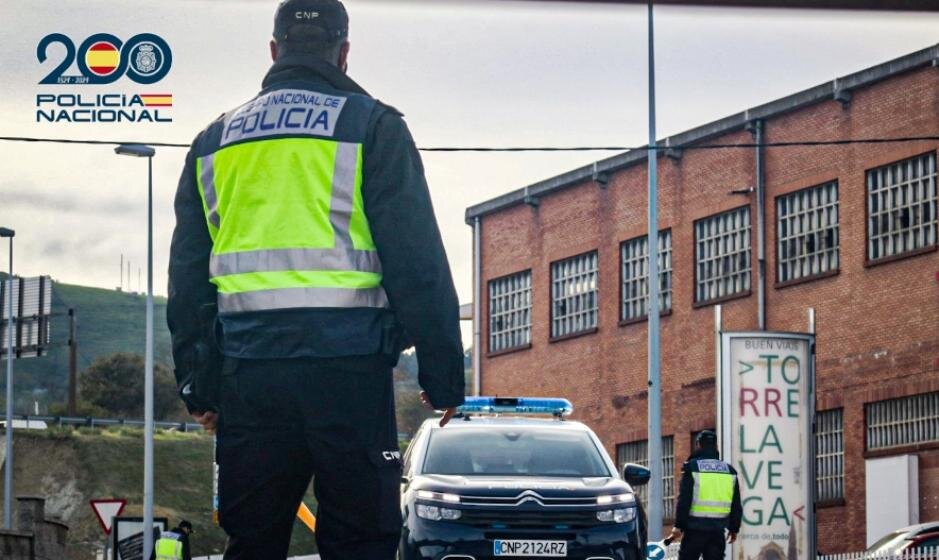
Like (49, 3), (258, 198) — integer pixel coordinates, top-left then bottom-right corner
(464, 43), (939, 225)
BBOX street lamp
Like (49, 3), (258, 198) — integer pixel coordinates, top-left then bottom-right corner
(0, 226), (14, 530)
(114, 144), (156, 559)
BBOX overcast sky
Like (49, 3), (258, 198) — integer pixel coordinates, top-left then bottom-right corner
(1, 0), (937, 345)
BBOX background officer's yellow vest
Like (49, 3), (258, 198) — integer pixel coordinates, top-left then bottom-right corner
(155, 532), (183, 560)
(690, 460), (735, 519)
(196, 87), (387, 314)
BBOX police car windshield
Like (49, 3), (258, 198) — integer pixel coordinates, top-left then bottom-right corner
(422, 427), (611, 477)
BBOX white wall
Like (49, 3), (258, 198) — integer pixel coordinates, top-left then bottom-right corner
(865, 455), (919, 547)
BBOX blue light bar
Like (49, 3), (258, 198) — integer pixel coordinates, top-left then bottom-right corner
(457, 396), (573, 416)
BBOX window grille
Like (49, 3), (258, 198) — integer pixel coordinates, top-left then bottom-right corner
(695, 207), (751, 303)
(551, 251), (599, 339)
(777, 182), (840, 283)
(488, 270), (532, 353)
(616, 437), (675, 520)
(867, 392), (939, 451)
(815, 409), (844, 502)
(621, 230), (672, 321)
(867, 152), (937, 261)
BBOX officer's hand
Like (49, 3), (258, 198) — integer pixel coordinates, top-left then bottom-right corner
(192, 410), (218, 434)
(419, 391), (457, 427)
(670, 527), (683, 542)
(727, 532), (737, 544)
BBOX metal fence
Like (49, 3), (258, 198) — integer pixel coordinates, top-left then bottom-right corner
(5, 413), (203, 432)
(662, 547), (939, 560)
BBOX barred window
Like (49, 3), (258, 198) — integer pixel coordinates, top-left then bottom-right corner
(815, 409), (844, 502)
(488, 270), (532, 353)
(867, 391), (939, 451)
(777, 182), (840, 284)
(551, 251), (599, 339)
(616, 437), (675, 520)
(867, 152), (937, 262)
(695, 206), (751, 303)
(621, 230), (672, 322)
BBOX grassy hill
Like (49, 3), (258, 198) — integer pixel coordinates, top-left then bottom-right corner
(0, 427), (320, 559)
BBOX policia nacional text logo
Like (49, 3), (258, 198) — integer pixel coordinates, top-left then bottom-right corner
(35, 33), (174, 124)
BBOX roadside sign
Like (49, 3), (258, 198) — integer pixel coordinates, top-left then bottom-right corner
(112, 516), (168, 560)
(646, 542), (667, 560)
(718, 332), (816, 560)
(90, 499), (126, 535)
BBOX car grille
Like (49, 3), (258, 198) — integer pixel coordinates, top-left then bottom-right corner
(460, 491), (597, 507)
(457, 509), (600, 529)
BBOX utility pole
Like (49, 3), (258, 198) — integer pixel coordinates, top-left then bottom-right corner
(68, 308), (77, 416)
(1, 226), (15, 529)
(645, 0), (664, 541)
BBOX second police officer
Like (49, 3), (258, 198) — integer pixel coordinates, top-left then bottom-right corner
(671, 430), (744, 560)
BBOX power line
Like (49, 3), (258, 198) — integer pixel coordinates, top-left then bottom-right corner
(0, 134), (937, 153)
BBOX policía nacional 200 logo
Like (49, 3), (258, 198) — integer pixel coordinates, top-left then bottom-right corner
(36, 33), (174, 123)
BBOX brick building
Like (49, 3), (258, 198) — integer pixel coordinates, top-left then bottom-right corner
(465, 45), (939, 553)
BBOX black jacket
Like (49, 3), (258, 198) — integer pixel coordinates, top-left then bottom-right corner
(167, 56), (465, 409)
(674, 448), (743, 533)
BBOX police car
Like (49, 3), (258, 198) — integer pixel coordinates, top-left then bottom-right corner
(399, 397), (650, 560)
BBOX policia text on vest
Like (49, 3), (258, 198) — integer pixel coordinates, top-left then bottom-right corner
(166, 2), (465, 558)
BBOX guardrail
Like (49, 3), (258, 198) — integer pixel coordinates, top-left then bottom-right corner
(5, 413), (203, 432)
(663, 546), (939, 560)
(822, 552), (939, 560)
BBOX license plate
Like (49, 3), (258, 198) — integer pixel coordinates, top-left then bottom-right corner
(493, 539), (567, 557)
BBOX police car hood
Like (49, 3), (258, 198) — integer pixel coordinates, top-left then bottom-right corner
(412, 474), (635, 499)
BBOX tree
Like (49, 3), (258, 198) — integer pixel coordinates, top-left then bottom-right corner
(78, 352), (186, 420)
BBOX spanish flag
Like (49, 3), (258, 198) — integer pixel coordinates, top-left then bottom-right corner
(140, 94), (173, 107)
(86, 42), (120, 76)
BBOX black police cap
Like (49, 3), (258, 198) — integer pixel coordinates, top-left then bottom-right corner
(696, 430), (718, 446)
(273, 0), (349, 44)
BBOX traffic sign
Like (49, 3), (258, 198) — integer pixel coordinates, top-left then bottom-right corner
(646, 542), (667, 560)
(90, 499), (126, 535)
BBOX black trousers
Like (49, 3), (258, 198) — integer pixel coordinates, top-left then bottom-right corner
(678, 529), (727, 560)
(216, 356), (402, 560)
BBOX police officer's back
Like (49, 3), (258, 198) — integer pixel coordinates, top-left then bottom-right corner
(153, 521), (192, 560)
(166, 1), (466, 558)
(671, 431), (743, 560)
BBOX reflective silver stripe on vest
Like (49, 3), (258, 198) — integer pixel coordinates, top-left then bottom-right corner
(695, 499), (732, 508)
(218, 286), (389, 312)
(200, 153), (220, 229)
(210, 248), (381, 277)
(330, 142), (359, 250)
(690, 511), (731, 519)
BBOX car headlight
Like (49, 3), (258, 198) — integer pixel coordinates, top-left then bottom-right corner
(416, 504), (462, 521)
(416, 490), (461, 503)
(597, 507), (636, 523)
(597, 493), (636, 506)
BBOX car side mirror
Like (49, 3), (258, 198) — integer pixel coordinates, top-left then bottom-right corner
(622, 463), (651, 487)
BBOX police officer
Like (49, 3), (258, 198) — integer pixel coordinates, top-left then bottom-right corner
(167, 1), (465, 558)
(153, 520), (192, 560)
(670, 431), (743, 560)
